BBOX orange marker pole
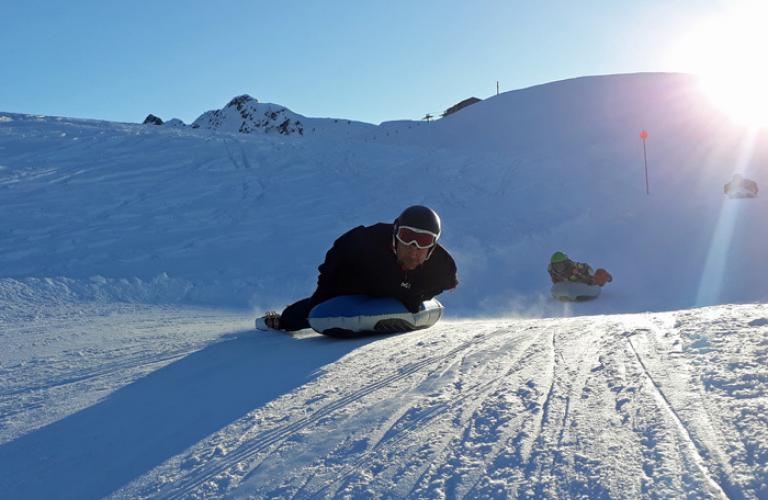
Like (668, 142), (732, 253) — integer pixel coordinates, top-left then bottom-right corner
(640, 130), (649, 195)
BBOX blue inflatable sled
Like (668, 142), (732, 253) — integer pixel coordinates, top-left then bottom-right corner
(308, 295), (444, 339)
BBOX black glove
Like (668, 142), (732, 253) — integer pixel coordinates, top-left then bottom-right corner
(403, 299), (422, 314)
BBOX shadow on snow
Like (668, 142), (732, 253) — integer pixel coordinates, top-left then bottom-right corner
(0, 330), (376, 500)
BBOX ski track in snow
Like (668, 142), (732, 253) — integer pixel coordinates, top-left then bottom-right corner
(3, 290), (766, 500)
(65, 306), (763, 500)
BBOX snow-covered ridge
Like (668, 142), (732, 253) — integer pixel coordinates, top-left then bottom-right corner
(191, 95), (306, 135)
(145, 94), (378, 139)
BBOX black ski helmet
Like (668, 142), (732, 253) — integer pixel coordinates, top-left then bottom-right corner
(394, 205), (441, 239)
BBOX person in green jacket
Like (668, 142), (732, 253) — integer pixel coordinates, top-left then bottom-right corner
(548, 251), (612, 286)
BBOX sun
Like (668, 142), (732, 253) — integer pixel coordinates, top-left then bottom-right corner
(668, 1), (768, 128)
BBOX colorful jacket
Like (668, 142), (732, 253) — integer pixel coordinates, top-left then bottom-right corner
(548, 260), (595, 285)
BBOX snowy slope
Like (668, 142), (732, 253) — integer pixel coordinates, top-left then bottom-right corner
(1, 73), (767, 500)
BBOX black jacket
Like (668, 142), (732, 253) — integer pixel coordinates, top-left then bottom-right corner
(311, 223), (458, 313)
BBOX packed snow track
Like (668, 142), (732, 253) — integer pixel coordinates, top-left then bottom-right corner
(2, 297), (765, 500)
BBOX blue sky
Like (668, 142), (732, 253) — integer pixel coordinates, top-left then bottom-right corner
(0, 0), (745, 125)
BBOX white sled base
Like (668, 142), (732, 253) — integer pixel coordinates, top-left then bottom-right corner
(551, 281), (601, 301)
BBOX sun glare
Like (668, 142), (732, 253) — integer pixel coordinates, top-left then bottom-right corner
(669, 1), (768, 127)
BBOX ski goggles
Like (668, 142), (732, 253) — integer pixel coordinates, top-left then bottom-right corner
(396, 226), (439, 249)
(551, 261), (569, 273)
